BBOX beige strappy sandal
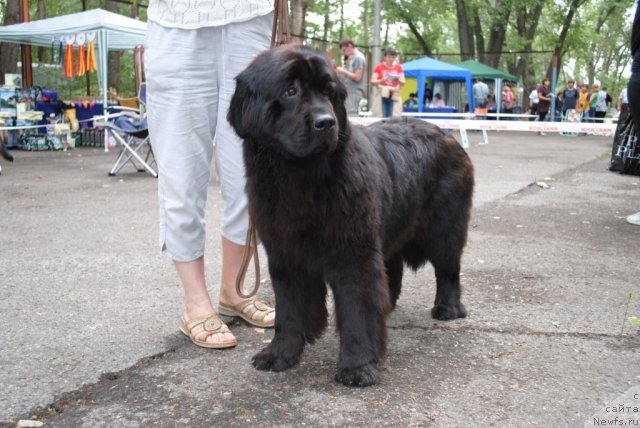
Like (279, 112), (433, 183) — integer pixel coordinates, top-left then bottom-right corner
(218, 299), (275, 328)
(179, 313), (237, 349)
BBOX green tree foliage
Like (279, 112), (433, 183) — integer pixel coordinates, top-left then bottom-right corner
(304, 0), (634, 98)
(1, 0), (633, 100)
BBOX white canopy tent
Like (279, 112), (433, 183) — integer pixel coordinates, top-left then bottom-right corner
(0, 8), (146, 108)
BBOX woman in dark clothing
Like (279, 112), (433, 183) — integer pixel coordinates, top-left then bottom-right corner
(626, 0), (640, 225)
(536, 78), (552, 134)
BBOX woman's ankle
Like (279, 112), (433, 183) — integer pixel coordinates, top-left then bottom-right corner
(183, 300), (216, 320)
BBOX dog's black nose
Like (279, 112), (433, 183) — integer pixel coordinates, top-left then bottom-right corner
(313, 114), (336, 131)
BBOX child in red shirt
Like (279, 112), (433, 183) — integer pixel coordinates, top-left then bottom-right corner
(371, 48), (405, 117)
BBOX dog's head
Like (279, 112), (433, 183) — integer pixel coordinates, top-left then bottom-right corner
(228, 45), (349, 159)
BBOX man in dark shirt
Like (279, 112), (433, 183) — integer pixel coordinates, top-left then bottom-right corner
(561, 79), (579, 116)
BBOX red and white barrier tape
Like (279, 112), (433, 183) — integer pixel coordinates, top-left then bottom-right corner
(349, 116), (616, 148)
(351, 117), (617, 136)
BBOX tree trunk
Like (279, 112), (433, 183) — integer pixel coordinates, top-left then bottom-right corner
(106, 0), (121, 92)
(513, 0), (545, 96)
(37, 0), (48, 63)
(339, 0), (344, 43)
(473, 11), (485, 63)
(292, 0), (310, 42)
(586, 4), (618, 85)
(362, 0), (369, 48)
(485, 0), (511, 68)
(454, 0), (474, 61)
(403, 15), (433, 56)
(321, 0), (330, 50)
(546, 0), (588, 79)
(0, 0), (21, 78)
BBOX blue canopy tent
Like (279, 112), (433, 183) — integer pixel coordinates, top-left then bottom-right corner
(402, 57), (474, 113)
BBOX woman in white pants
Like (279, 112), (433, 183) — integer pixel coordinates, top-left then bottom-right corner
(145, 1), (275, 348)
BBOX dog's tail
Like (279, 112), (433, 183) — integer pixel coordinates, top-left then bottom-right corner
(0, 131), (13, 162)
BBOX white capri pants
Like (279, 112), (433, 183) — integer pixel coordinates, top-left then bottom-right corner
(144, 14), (272, 262)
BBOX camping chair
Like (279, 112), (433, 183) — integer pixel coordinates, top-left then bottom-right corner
(116, 96), (139, 110)
(104, 82), (157, 177)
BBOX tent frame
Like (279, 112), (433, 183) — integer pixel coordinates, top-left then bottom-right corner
(403, 57), (474, 113)
(0, 8), (146, 109)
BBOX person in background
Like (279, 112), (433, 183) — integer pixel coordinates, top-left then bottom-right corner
(403, 92), (418, 110)
(473, 78), (489, 109)
(625, 0), (640, 226)
(588, 83), (600, 122)
(529, 85), (539, 119)
(486, 94), (497, 115)
(561, 79), (579, 117)
(335, 39), (366, 116)
(371, 47), (405, 118)
(537, 77), (552, 133)
(555, 91), (564, 121)
(423, 84), (433, 105)
(604, 86), (613, 109)
(431, 93), (446, 108)
(144, 0), (276, 349)
(510, 82), (522, 116)
(577, 83), (591, 120)
(594, 85), (609, 122)
(501, 85), (515, 115)
(618, 87), (629, 113)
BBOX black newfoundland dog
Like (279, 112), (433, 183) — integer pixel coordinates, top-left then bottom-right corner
(228, 45), (474, 387)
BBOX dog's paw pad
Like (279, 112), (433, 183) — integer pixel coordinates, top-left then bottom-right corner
(335, 363), (381, 387)
(252, 351), (297, 372)
(431, 303), (467, 320)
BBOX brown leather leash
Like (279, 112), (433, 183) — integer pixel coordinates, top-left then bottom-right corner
(235, 0), (292, 299)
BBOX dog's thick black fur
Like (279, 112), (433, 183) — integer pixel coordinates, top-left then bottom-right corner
(0, 130), (13, 162)
(228, 45), (474, 387)
(0, 129), (13, 175)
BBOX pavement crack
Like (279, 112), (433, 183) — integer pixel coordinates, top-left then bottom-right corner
(19, 343), (184, 424)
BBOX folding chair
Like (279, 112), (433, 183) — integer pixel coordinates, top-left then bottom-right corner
(104, 83), (157, 177)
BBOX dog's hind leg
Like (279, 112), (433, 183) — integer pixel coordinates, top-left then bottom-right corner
(385, 254), (404, 310)
(403, 221), (468, 320)
(424, 218), (469, 321)
(431, 262), (467, 320)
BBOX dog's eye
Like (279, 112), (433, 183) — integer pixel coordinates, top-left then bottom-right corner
(285, 86), (297, 97)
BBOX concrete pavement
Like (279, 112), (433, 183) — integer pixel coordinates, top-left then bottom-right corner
(0, 130), (638, 426)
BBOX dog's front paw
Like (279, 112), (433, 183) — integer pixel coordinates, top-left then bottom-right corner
(431, 302), (467, 320)
(335, 363), (381, 387)
(252, 349), (299, 372)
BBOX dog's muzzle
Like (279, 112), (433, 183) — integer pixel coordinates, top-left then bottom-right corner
(313, 114), (336, 132)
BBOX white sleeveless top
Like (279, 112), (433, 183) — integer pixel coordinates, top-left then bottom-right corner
(148, 0), (274, 29)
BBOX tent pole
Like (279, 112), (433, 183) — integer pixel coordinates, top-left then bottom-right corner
(101, 30), (108, 110)
(417, 75), (424, 113)
(496, 78), (502, 120)
(100, 29), (109, 152)
(467, 77), (473, 113)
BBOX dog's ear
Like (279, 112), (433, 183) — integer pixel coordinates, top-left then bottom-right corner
(228, 68), (261, 140)
(332, 76), (350, 141)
